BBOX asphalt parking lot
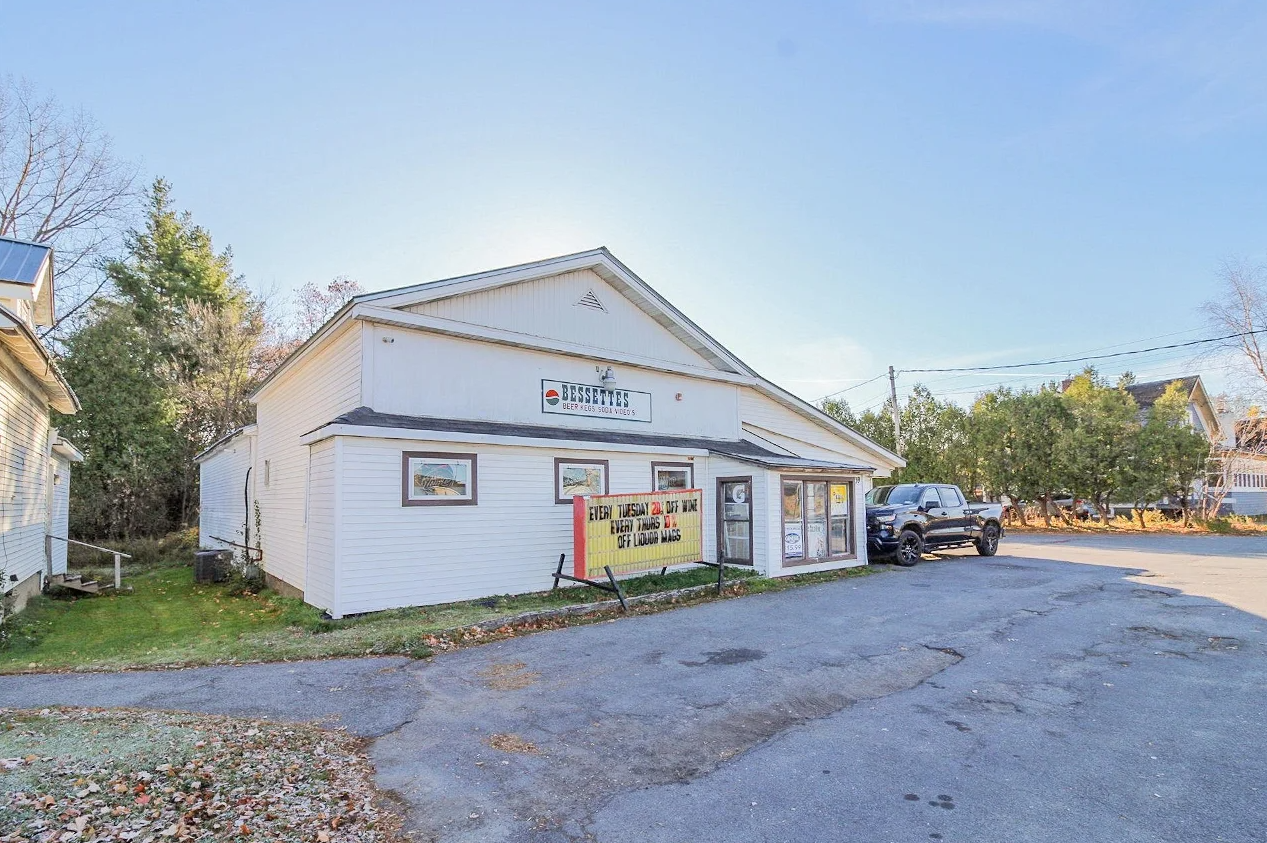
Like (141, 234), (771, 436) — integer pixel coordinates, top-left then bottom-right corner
(2, 533), (1265, 842)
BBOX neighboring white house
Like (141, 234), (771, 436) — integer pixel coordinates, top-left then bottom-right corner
(198, 248), (904, 618)
(1215, 410), (1267, 516)
(0, 236), (81, 612)
(1123, 376), (1221, 440)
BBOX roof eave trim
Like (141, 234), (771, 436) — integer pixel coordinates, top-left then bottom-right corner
(353, 304), (759, 385)
(751, 380), (906, 470)
(52, 438), (84, 463)
(353, 248), (755, 377)
(0, 303), (78, 413)
(250, 302), (358, 400)
(193, 424), (258, 464)
(299, 422), (714, 455)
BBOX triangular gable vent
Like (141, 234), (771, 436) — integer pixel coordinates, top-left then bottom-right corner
(575, 289), (607, 312)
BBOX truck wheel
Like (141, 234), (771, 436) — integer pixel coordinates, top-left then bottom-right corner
(896, 529), (923, 566)
(975, 523), (1000, 556)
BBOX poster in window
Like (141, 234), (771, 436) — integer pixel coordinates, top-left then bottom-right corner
(783, 521), (803, 559)
(782, 480), (803, 519)
(806, 520), (828, 558)
(556, 459), (608, 503)
(402, 452), (476, 505)
(723, 481), (749, 520)
(653, 463), (692, 492)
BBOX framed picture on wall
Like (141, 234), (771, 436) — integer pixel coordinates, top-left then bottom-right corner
(555, 458), (609, 503)
(402, 452), (477, 506)
(651, 461), (693, 492)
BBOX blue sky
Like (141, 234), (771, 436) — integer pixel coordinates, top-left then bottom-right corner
(7, 1), (1267, 410)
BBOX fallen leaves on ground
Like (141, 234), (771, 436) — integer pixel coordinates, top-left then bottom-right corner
(476, 662), (540, 691)
(0, 707), (402, 842)
(483, 734), (539, 755)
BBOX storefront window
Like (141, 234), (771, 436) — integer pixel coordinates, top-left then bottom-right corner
(829, 483), (851, 555)
(782, 480), (804, 560)
(782, 476), (854, 563)
(652, 462), (693, 492)
(805, 481), (828, 559)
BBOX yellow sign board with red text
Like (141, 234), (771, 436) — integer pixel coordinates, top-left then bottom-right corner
(573, 489), (705, 579)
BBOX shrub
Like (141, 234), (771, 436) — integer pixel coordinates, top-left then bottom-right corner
(66, 528), (199, 571)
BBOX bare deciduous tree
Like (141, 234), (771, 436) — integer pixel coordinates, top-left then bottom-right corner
(1205, 259), (1267, 395)
(294, 274), (365, 339)
(0, 77), (139, 338)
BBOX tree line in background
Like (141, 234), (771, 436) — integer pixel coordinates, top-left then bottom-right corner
(823, 373), (1212, 527)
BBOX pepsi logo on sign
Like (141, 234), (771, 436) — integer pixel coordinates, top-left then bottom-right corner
(541, 379), (652, 423)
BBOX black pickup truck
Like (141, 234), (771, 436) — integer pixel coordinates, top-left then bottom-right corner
(865, 484), (1004, 566)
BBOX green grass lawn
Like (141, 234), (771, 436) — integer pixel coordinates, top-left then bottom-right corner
(0, 562), (867, 674)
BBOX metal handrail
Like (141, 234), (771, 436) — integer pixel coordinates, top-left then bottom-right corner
(46, 535), (131, 590)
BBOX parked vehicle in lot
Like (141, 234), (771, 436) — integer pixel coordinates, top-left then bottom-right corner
(865, 484), (1005, 566)
(1049, 497), (1118, 521)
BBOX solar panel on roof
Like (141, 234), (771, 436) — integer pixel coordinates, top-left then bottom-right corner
(0, 237), (51, 285)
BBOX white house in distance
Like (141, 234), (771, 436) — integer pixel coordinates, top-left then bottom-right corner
(0, 236), (82, 612)
(198, 249), (904, 618)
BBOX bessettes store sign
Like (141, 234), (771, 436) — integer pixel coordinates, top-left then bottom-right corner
(541, 379), (651, 423)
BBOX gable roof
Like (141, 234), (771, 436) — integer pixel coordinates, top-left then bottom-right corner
(1124, 376), (1201, 411)
(257, 248), (904, 471)
(358, 248), (755, 376)
(1124, 375), (1220, 439)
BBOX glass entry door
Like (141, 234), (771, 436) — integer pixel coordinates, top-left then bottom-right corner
(718, 478), (753, 565)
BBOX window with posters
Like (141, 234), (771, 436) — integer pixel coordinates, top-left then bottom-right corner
(781, 476), (854, 563)
(652, 462), (693, 492)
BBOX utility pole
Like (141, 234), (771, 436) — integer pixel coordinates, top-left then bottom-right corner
(888, 365), (902, 455)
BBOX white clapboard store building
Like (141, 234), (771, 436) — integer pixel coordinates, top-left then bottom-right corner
(197, 249), (904, 617)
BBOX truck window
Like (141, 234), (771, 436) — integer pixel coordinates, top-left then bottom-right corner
(938, 487), (963, 508)
(920, 488), (941, 509)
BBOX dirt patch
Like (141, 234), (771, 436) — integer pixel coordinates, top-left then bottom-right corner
(478, 662), (541, 691)
(485, 733), (541, 754)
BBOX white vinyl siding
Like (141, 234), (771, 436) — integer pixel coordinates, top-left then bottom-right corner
(198, 435), (254, 552)
(333, 436), (707, 615)
(1229, 490), (1267, 516)
(303, 439), (337, 613)
(405, 269), (714, 369)
(739, 388), (889, 469)
(49, 454), (71, 576)
(0, 349), (52, 591)
(253, 322), (363, 592)
(703, 455), (768, 574)
(367, 326), (741, 441)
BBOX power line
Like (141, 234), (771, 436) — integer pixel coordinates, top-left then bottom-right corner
(814, 372), (887, 403)
(900, 328), (1267, 374)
